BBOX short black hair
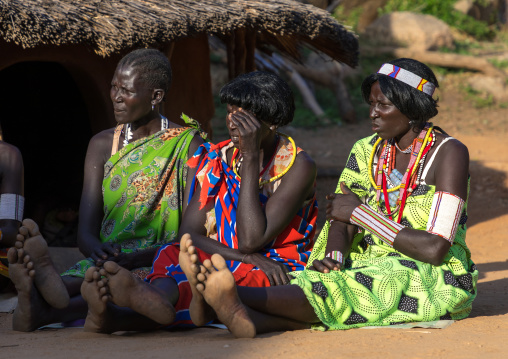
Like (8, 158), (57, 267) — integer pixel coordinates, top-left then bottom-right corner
(117, 48), (172, 92)
(219, 71), (295, 127)
(361, 58), (439, 131)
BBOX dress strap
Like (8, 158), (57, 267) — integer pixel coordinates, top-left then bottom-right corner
(421, 137), (454, 183)
(111, 124), (123, 157)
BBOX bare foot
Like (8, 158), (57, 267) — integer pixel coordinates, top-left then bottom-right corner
(198, 254), (256, 338)
(8, 247), (51, 331)
(16, 219), (70, 309)
(179, 234), (215, 326)
(99, 261), (176, 325)
(81, 266), (113, 333)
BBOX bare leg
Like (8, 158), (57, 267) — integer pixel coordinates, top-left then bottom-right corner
(98, 261), (176, 325)
(16, 219), (69, 308)
(238, 285), (319, 323)
(182, 246), (319, 337)
(178, 234), (215, 326)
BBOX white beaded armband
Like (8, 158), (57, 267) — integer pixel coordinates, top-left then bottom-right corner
(326, 250), (344, 265)
(426, 191), (465, 244)
(0, 194), (24, 221)
(350, 204), (404, 247)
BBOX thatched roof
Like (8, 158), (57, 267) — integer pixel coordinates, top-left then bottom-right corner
(0, 0), (358, 66)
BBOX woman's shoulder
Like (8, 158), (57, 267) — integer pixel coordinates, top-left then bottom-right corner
(433, 132), (469, 160)
(0, 141), (22, 160)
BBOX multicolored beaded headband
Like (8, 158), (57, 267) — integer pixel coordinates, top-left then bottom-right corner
(377, 63), (436, 96)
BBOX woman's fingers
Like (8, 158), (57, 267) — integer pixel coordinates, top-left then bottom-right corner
(340, 182), (352, 194)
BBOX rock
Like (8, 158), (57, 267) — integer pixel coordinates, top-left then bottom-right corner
(466, 74), (508, 101)
(363, 12), (455, 51)
(454, 0), (501, 25)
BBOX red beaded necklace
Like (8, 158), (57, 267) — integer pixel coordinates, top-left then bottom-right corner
(374, 124), (435, 222)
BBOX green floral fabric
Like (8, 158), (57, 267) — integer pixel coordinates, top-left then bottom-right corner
(62, 127), (198, 278)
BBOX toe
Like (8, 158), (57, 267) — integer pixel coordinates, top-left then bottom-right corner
(103, 261), (121, 274)
(210, 254), (228, 270)
(84, 267), (97, 282)
(7, 247), (18, 264)
(22, 219), (41, 236)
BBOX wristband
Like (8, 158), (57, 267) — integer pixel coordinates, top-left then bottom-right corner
(350, 204), (404, 247)
(426, 191), (465, 244)
(326, 250), (344, 265)
(0, 194), (24, 221)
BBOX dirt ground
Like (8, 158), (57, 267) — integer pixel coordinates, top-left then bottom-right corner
(1, 71), (508, 358)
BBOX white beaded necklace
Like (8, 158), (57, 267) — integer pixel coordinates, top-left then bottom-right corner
(123, 116), (169, 146)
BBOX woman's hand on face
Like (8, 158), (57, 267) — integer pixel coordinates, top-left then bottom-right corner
(244, 253), (292, 286)
(309, 258), (342, 273)
(229, 108), (262, 155)
(91, 242), (121, 266)
(326, 182), (362, 223)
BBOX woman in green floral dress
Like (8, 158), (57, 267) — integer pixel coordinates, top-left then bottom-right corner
(9, 48), (203, 331)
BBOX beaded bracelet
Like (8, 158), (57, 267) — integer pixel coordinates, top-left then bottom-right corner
(350, 204), (404, 247)
(0, 194), (24, 221)
(326, 250), (344, 265)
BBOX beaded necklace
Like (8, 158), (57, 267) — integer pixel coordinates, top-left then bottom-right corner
(394, 141), (413, 154)
(232, 132), (296, 188)
(368, 124), (435, 222)
(123, 116), (169, 146)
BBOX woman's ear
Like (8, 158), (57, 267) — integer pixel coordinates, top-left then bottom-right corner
(152, 89), (165, 105)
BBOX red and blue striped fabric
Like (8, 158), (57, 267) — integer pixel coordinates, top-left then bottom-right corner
(187, 140), (317, 278)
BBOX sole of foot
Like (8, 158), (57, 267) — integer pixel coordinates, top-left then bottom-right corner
(198, 253), (256, 338)
(17, 219), (70, 309)
(8, 247), (48, 331)
(179, 234), (215, 326)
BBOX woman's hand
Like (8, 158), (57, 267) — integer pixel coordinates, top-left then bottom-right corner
(308, 258), (342, 273)
(244, 252), (292, 286)
(326, 182), (362, 223)
(91, 242), (121, 266)
(229, 108), (262, 155)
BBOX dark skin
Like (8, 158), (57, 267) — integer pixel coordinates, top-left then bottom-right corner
(9, 63), (203, 331)
(325, 81), (469, 267)
(0, 141), (24, 248)
(181, 79), (471, 337)
(78, 64), (202, 268)
(73, 103), (316, 334)
(178, 105), (317, 286)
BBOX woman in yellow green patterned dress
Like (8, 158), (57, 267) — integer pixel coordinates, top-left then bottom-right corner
(8, 48), (203, 331)
(178, 58), (477, 337)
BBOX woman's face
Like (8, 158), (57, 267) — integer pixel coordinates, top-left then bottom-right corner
(225, 104), (272, 149)
(369, 81), (411, 140)
(110, 65), (153, 124)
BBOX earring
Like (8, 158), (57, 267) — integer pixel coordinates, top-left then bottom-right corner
(270, 125), (276, 131)
(409, 120), (414, 127)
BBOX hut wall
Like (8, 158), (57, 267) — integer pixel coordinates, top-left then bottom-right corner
(166, 33), (214, 137)
(0, 35), (215, 137)
(0, 40), (118, 134)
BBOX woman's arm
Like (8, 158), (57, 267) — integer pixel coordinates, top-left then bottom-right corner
(0, 143), (24, 247)
(237, 151), (317, 254)
(310, 220), (357, 273)
(393, 139), (469, 265)
(230, 109), (316, 253)
(77, 130), (116, 260)
(179, 184), (293, 285)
